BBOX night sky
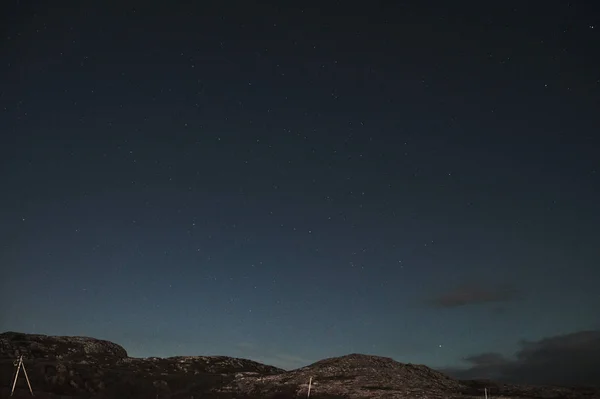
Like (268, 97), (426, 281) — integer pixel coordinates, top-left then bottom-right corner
(1, 0), (599, 387)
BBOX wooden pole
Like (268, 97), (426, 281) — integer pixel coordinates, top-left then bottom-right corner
(10, 356), (22, 396)
(22, 357), (34, 396)
(11, 355), (34, 396)
(307, 377), (312, 398)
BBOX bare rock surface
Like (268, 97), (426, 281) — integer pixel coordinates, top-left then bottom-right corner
(0, 331), (280, 398)
(0, 331), (127, 361)
(1, 332), (599, 399)
(226, 353), (465, 398)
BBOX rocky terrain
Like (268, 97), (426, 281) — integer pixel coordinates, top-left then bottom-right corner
(1, 331), (598, 399)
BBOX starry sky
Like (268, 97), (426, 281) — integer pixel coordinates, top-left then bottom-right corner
(1, 0), (599, 387)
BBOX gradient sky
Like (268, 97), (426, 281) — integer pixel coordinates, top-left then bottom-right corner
(1, 0), (599, 386)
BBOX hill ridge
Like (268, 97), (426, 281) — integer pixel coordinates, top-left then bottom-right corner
(2, 331), (599, 399)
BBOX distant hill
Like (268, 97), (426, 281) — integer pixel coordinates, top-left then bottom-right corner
(1, 331), (599, 399)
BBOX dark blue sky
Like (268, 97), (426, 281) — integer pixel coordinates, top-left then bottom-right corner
(1, 0), (599, 386)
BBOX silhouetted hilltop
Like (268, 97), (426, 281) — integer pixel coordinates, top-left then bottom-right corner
(0, 331), (281, 398)
(1, 332), (599, 399)
(226, 353), (465, 398)
(0, 331), (128, 361)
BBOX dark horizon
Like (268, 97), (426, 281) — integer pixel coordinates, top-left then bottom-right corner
(1, 0), (599, 388)
(4, 328), (600, 389)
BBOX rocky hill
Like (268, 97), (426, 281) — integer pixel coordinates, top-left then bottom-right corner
(226, 353), (464, 398)
(1, 331), (599, 399)
(0, 331), (280, 398)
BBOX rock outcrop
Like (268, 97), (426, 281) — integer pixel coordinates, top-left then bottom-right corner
(1, 332), (599, 399)
(226, 353), (465, 398)
(0, 331), (281, 398)
(0, 331), (128, 361)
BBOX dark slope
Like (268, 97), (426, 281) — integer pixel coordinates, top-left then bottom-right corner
(2, 332), (599, 399)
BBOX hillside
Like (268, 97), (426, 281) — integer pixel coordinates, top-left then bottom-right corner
(1, 332), (598, 399)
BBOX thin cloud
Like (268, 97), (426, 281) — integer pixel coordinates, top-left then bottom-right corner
(440, 330), (600, 387)
(253, 353), (314, 370)
(427, 283), (522, 308)
(235, 342), (258, 351)
(234, 342), (313, 370)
